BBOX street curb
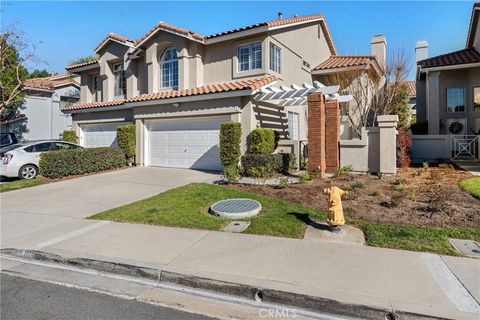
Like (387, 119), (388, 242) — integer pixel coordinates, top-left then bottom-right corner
(1, 248), (445, 320)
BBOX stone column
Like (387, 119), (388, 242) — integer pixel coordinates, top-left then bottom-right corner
(378, 115), (399, 175)
(325, 100), (340, 173)
(307, 93), (326, 176)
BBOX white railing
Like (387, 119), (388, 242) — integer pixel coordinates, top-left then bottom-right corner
(451, 135), (479, 161)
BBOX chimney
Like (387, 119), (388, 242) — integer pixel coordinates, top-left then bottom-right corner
(415, 40), (429, 62)
(278, 12), (283, 20)
(371, 34), (387, 71)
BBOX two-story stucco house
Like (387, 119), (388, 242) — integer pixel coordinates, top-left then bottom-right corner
(64, 13), (384, 171)
(1, 74), (79, 141)
(416, 2), (480, 136)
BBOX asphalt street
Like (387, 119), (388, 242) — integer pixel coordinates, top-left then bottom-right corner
(1, 273), (216, 320)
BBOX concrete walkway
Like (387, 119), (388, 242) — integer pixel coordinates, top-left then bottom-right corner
(455, 160), (480, 176)
(1, 168), (479, 319)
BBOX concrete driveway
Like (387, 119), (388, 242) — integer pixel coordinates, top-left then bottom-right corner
(1, 167), (219, 249)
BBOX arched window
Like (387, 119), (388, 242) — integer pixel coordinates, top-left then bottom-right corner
(160, 47), (178, 89)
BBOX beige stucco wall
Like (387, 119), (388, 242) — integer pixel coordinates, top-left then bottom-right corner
(98, 42), (130, 102)
(424, 67), (480, 134)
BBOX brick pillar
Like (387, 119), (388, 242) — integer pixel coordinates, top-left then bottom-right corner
(325, 100), (340, 173)
(307, 93), (326, 176)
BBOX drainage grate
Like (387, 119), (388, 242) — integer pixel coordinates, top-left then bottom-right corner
(210, 199), (261, 220)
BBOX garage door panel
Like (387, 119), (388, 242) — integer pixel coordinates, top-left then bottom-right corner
(81, 123), (123, 148)
(146, 116), (228, 171)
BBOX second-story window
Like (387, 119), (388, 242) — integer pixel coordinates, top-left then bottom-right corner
(113, 63), (126, 98)
(160, 47), (178, 89)
(269, 43), (281, 73)
(238, 42), (262, 72)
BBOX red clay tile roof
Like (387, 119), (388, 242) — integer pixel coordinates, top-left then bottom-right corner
(313, 55), (376, 71)
(94, 32), (135, 52)
(23, 74), (79, 91)
(63, 76), (277, 111)
(417, 48), (480, 69)
(402, 80), (416, 97)
(66, 60), (99, 70)
(206, 14), (325, 38)
(135, 21), (204, 47)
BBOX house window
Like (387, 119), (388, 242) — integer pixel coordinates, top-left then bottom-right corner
(113, 63), (126, 98)
(288, 112), (299, 140)
(160, 47), (178, 89)
(446, 88), (465, 112)
(474, 87), (480, 112)
(237, 42), (262, 72)
(269, 43), (281, 73)
(93, 75), (100, 102)
(59, 96), (79, 110)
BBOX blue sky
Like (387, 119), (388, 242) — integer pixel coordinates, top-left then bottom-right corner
(1, 1), (475, 79)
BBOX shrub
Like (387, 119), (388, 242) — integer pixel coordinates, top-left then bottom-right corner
(298, 171), (312, 182)
(62, 130), (78, 144)
(40, 147), (126, 179)
(410, 121), (428, 135)
(246, 128), (276, 154)
(336, 165), (353, 175)
(117, 124), (136, 163)
(277, 176), (290, 188)
(220, 122), (242, 167)
(222, 166), (240, 183)
(241, 153), (293, 175)
(247, 165), (272, 183)
(396, 128), (412, 168)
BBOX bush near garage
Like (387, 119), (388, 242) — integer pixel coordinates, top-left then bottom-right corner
(241, 153), (294, 176)
(116, 124), (136, 164)
(39, 147), (126, 179)
(62, 130), (78, 144)
(246, 128), (276, 154)
(219, 122), (242, 167)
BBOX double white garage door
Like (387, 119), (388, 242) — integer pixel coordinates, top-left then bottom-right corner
(80, 123), (123, 148)
(145, 116), (228, 171)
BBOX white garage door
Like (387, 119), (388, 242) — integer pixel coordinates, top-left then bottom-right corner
(146, 116), (229, 171)
(80, 123), (123, 148)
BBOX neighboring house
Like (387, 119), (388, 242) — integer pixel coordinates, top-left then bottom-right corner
(416, 2), (480, 135)
(0, 74), (80, 141)
(64, 12), (382, 171)
(402, 80), (417, 119)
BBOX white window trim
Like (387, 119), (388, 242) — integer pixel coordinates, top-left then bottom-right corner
(288, 111), (300, 140)
(446, 87), (466, 113)
(159, 47), (179, 90)
(237, 41), (262, 73)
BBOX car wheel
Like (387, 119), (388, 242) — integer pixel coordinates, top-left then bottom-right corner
(19, 164), (38, 180)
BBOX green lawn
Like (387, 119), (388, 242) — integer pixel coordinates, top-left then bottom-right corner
(0, 178), (42, 193)
(90, 183), (480, 255)
(90, 183), (324, 238)
(459, 177), (480, 198)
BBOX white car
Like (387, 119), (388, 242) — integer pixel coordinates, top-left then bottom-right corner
(0, 140), (82, 179)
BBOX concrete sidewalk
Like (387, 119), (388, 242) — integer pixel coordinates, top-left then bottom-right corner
(2, 221), (479, 319)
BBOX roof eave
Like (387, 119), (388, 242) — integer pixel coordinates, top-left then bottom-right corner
(466, 6), (479, 48)
(94, 38), (136, 54)
(135, 27), (204, 49)
(66, 62), (100, 73)
(312, 64), (369, 75)
(418, 62), (480, 72)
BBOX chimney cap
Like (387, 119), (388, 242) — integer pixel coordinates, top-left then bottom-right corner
(415, 40), (429, 48)
(278, 11), (283, 20)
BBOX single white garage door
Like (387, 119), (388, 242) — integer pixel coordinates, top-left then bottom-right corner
(80, 123), (123, 148)
(146, 116), (229, 171)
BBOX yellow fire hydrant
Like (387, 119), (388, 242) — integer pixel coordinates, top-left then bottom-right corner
(323, 186), (348, 232)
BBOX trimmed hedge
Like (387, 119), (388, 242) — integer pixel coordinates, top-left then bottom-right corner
(40, 147), (126, 179)
(117, 124), (136, 163)
(62, 130), (78, 144)
(241, 153), (295, 175)
(220, 122), (242, 167)
(246, 128), (276, 154)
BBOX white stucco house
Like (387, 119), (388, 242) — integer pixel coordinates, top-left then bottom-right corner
(0, 74), (80, 141)
(63, 12), (385, 171)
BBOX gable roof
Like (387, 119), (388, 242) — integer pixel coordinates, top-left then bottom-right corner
(94, 32), (135, 53)
(23, 74), (79, 91)
(313, 55), (377, 71)
(63, 75), (276, 112)
(90, 13), (336, 55)
(417, 47), (480, 69)
(467, 2), (480, 48)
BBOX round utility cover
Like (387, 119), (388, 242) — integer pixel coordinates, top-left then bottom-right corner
(210, 198), (261, 219)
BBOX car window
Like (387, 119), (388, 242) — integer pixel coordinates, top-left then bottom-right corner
(0, 134), (12, 146)
(54, 142), (78, 150)
(25, 142), (54, 153)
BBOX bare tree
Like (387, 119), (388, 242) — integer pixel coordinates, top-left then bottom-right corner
(320, 49), (410, 136)
(0, 24), (33, 115)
